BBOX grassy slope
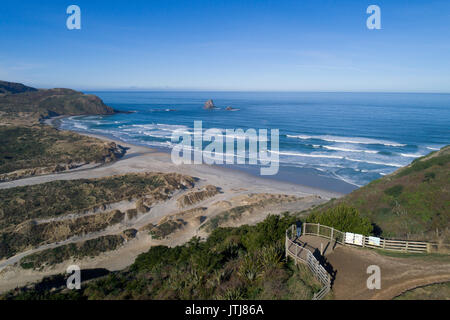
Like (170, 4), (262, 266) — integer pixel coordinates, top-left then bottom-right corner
(315, 145), (450, 240)
(0, 125), (123, 176)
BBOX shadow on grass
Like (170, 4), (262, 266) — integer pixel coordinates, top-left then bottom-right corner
(34, 268), (110, 292)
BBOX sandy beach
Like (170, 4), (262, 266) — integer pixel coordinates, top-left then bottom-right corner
(0, 118), (343, 293)
(2, 116), (344, 199)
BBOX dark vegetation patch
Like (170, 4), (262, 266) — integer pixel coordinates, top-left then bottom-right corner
(306, 204), (373, 235)
(19, 235), (125, 270)
(148, 220), (187, 239)
(384, 185), (403, 198)
(0, 126), (125, 177)
(0, 210), (125, 259)
(200, 205), (250, 232)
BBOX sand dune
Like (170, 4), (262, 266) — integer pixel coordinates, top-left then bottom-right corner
(0, 129), (339, 293)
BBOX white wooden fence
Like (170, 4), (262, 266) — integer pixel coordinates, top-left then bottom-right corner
(285, 227), (331, 300)
(301, 223), (449, 254)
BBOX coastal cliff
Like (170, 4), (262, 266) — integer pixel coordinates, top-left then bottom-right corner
(0, 80), (38, 95)
(0, 81), (115, 121)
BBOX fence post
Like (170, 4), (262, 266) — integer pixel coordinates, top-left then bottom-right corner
(285, 234), (288, 260)
(317, 223), (320, 235)
(303, 222), (306, 235)
(426, 243), (431, 254)
(405, 241), (409, 253)
(330, 227), (334, 241)
(362, 236), (365, 248)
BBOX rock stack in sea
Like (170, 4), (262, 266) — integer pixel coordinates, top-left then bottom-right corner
(204, 99), (215, 110)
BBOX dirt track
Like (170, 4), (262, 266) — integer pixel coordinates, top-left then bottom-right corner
(324, 244), (450, 299)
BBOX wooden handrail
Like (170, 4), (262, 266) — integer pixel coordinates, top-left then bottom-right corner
(285, 229), (331, 300)
(299, 222), (449, 254)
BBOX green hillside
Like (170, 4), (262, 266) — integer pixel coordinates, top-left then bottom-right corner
(314, 145), (450, 241)
(0, 80), (38, 95)
(0, 81), (122, 181)
(0, 126), (125, 180)
(0, 87), (114, 119)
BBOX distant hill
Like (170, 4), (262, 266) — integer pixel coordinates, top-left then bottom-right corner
(0, 81), (114, 119)
(314, 145), (450, 241)
(0, 80), (38, 95)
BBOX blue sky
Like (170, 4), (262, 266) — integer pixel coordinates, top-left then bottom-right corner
(0, 0), (449, 92)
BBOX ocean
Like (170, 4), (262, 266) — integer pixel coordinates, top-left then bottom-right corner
(59, 91), (450, 192)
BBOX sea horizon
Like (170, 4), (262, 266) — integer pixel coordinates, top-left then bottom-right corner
(77, 89), (450, 94)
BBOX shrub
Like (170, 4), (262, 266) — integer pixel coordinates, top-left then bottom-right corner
(238, 253), (262, 282)
(423, 172), (436, 182)
(307, 204), (373, 235)
(242, 213), (296, 252)
(216, 288), (245, 300)
(384, 185), (404, 198)
(259, 243), (284, 271)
